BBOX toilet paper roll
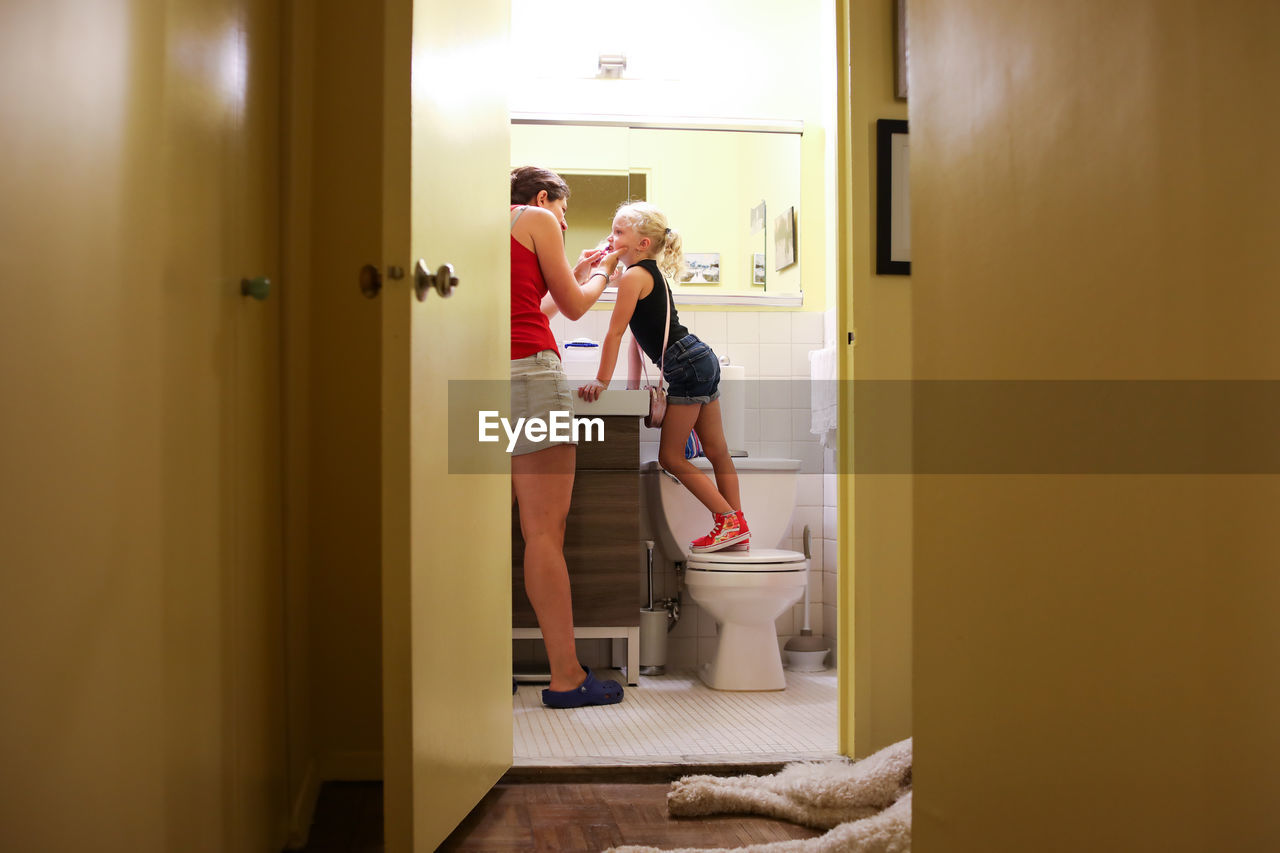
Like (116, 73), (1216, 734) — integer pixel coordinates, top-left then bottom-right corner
(719, 364), (746, 454)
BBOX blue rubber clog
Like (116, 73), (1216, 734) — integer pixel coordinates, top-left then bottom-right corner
(541, 667), (624, 709)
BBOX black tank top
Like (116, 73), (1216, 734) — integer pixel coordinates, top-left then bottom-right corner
(627, 259), (688, 364)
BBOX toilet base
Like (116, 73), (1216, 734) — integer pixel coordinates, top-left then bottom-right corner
(699, 622), (788, 691)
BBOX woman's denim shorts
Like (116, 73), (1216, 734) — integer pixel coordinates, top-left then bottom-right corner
(510, 349), (576, 456)
(662, 334), (720, 405)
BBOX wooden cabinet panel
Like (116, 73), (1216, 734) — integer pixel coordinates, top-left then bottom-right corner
(572, 415), (640, 469)
(512, 466), (642, 629)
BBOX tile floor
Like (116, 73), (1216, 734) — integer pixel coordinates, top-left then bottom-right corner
(513, 667), (838, 767)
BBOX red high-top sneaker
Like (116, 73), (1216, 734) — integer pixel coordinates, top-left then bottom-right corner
(690, 510), (750, 553)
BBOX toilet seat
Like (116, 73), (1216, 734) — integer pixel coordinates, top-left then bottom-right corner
(686, 548), (807, 572)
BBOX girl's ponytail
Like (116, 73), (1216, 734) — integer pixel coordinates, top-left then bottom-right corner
(657, 226), (684, 283)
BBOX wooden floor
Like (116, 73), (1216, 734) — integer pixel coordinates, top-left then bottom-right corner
(298, 780), (821, 852)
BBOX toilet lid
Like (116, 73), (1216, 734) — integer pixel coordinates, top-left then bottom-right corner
(686, 548), (807, 572)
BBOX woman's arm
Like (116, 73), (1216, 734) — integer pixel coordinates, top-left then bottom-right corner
(578, 267), (645, 402)
(541, 247), (610, 318)
(524, 208), (613, 320)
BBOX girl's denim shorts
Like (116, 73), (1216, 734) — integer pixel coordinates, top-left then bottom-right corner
(510, 349), (576, 456)
(662, 334), (720, 405)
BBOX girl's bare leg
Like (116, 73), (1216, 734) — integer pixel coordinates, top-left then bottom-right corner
(658, 403), (734, 515)
(512, 443), (584, 692)
(693, 399), (741, 512)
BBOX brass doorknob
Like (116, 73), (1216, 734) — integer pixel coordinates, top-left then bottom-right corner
(241, 276), (271, 300)
(414, 260), (459, 301)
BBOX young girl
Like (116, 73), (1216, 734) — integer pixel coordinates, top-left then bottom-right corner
(577, 201), (748, 553)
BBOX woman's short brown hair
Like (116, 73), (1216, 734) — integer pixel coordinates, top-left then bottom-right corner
(510, 166), (570, 205)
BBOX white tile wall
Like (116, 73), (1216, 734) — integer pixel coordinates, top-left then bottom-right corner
(698, 311), (727, 344)
(758, 343), (792, 377)
(726, 312), (760, 343)
(758, 312), (791, 344)
(792, 311), (824, 345)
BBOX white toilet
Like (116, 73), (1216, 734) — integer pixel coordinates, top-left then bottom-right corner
(643, 457), (809, 691)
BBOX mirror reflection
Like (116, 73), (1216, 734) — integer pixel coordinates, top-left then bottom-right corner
(511, 121), (803, 300)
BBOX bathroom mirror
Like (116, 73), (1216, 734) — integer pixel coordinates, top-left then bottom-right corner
(511, 118), (806, 306)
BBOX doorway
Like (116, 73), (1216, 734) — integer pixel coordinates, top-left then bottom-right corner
(507, 0), (841, 770)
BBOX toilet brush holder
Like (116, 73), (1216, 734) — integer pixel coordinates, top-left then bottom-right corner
(784, 525), (830, 671)
(639, 608), (669, 675)
(784, 633), (830, 671)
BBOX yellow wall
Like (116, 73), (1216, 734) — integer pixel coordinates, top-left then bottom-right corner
(911, 0), (1280, 848)
(837, 0), (913, 756)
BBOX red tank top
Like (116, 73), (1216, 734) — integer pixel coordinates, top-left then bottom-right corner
(510, 206), (560, 360)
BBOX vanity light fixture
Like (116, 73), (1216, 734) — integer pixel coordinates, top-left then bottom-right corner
(597, 54), (627, 79)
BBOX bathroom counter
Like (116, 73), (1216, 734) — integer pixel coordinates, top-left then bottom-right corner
(570, 388), (649, 417)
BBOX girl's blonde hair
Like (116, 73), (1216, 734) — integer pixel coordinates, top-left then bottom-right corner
(614, 201), (684, 283)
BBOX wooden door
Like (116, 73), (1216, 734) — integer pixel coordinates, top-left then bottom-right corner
(378, 0), (513, 850)
(0, 0), (287, 849)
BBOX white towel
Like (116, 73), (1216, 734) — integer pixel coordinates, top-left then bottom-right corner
(809, 346), (838, 449)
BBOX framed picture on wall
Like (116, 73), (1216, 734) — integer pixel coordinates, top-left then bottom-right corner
(876, 119), (911, 275)
(680, 253), (721, 284)
(774, 207), (796, 270)
(752, 253), (766, 286)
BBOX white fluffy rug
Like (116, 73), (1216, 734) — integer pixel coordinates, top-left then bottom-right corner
(605, 737), (912, 853)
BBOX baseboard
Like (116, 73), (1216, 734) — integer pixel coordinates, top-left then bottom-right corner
(502, 760), (790, 784)
(285, 760), (322, 850)
(284, 751), (383, 850)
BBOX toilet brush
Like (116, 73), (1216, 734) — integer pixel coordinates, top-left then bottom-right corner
(784, 526), (830, 667)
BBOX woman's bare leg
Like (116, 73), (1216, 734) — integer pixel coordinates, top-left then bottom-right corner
(658, 403), (734, 515)
(512, 443), (584, 692)
(693, 399), (741, 512)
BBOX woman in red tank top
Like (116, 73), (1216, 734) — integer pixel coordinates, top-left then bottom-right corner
(509, 166), (626, 708)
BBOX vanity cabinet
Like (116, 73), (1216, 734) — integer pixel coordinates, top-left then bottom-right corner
(511, 416), (642, 631)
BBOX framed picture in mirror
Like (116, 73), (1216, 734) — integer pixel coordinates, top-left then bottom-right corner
(680, 253), (721, 284)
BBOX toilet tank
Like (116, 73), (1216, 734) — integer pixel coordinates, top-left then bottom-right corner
(642, 457), (800, 561)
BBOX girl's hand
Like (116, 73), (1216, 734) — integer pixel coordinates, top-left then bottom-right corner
(577, 379), (606, 402)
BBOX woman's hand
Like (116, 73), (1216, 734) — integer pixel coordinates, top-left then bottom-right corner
(577, 379), (607, 403)
(606, 249), (632, 279)
(573, 248), (605, 283)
